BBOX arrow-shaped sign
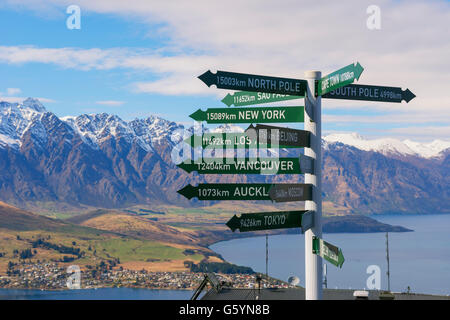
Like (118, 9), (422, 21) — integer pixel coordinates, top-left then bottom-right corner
(246, 124), (310, 148)
(312, 236), (345, 268)
(198, 70), (307, 96)
(177, 183), (274, 201)
(189, 106), (304, 124)
(226, 210), (308, 232)
(317, 62), (364, 96)
(269, 183), (313, 202)
(322, 83), (416, 103)
(184, 132), (303, 149)
(177, 183), (313, 201)
(221, 91), (301, 107)
(177, 156), (313, 175)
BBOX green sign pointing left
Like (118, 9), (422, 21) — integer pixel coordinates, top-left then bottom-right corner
(226, 210), (308, 232)
(312, 236), (345, 268)
(221, 91), (301, 107)
(189, 106), (304, 124)
(317, 62), (364, 96)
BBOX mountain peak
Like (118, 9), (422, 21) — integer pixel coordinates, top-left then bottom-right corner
(324, 132), (450, 159)
(22, 98), (46, 113)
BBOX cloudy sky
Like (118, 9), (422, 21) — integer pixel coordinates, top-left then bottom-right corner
(0, 0), (449, 141)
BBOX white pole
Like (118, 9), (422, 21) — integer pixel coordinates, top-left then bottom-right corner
(304, 70), (322, 300)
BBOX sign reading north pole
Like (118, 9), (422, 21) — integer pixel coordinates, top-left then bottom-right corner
(317, 62), (364, 96)
(198, 70), (307, 96)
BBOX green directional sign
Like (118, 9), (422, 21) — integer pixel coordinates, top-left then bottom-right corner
(322, 83), (416, 103)
(312, 237), (345, 268)
(317, 62), (364, 96)
(184, 132), (301, 149)
(189, 106), (304, 124)
(269, 183), (313, 202)
(198, 70), (307, 96)
(221, 91), (301, 107)
(177, 157), (311, 175)
(246, 124), (310, 148)
(226, 210), (308, 232)
(177, 183), (274, 201)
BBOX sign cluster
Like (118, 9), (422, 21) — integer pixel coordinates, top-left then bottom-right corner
(176, 64), (415, 272)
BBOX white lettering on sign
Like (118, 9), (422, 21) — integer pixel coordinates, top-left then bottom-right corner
(233, 186), (269, 197)
(264, 214), (287, 226)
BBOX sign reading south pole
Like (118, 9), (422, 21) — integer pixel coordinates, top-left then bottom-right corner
(198, 70), (307, 96)
(312, 237), (345, 268)
(322, 83), (416, 103)
(189, 106), (304, 124)
(317, 62), (364, 96)
(226, 210), (308, 232)
(221, 91), (301, 107)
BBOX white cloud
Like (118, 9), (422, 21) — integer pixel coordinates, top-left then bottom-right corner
(1, 0), (450, 140)
(6, 88), (21, 95)
(95, 100), (125, 106)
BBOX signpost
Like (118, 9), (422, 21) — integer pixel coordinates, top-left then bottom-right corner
(188, 66), (414, 300)
(226, 210), (308, 232)
(317, 62), (364, 96)
(189, 106), (304, 124)
(177, 157), (313, 175)
(221, 91), (300, 107)
(269, 183), (313, 202)
(246, 124), (310, 148)
(322, 83), (416, 103)
(198, 70), (307, 96)
(312, 237), (345, 268)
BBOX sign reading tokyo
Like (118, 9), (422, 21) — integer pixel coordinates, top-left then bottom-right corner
(226, 210), (308, 232)
(198, 70), (307, 96)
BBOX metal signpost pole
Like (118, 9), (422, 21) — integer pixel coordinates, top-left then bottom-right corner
(304, 70), (323, 300)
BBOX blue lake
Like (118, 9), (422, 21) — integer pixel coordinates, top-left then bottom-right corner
(0, 288), (194, 300)
(211, 214), (450, 296)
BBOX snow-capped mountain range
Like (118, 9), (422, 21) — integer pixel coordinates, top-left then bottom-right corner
(1, 99), (448, 159)
(323, 133), (450, 159)
(0, 98), (449, 215)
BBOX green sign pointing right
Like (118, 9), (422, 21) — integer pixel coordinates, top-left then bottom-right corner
(312, 236), (345, 268)
(317, 62), (364, 96)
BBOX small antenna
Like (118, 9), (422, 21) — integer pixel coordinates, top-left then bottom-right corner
(386, 232), (391, 292)
(265, 233), (268, 280)
(323, 263), (328, 289)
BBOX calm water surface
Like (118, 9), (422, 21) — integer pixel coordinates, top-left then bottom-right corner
(211, 214), (450, 295)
